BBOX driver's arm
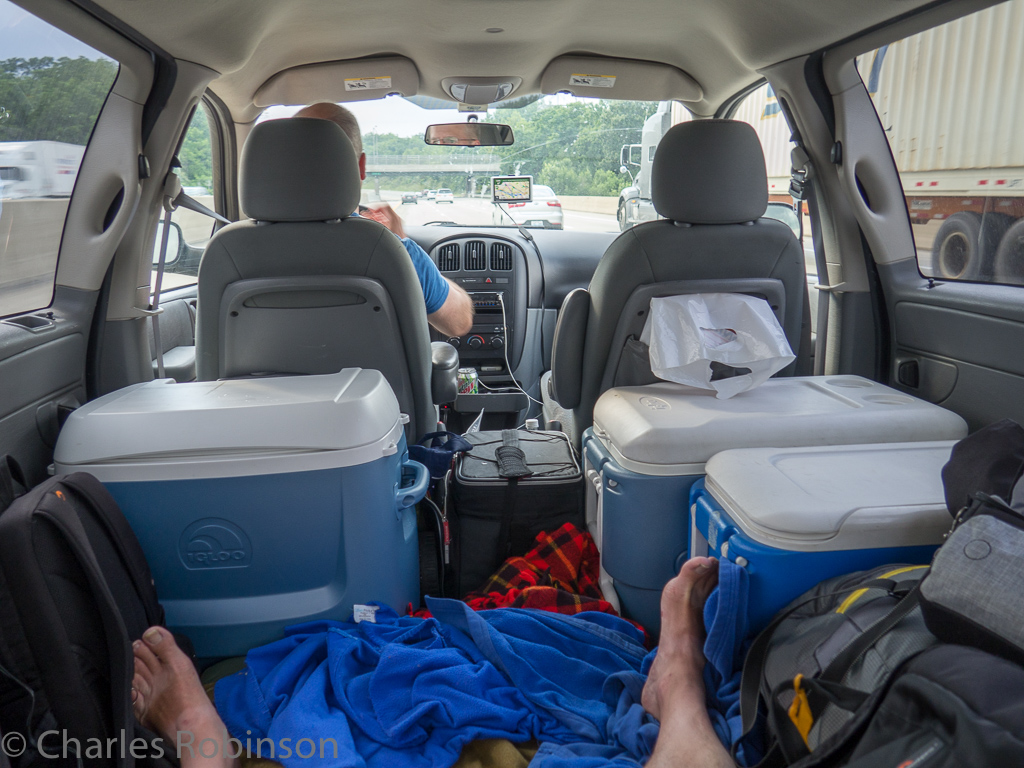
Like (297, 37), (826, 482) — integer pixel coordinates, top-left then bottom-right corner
(401, 232), (475, 338)
(428, 279), (474, 338)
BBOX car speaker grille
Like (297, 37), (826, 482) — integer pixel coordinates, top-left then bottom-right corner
(464, 240), (487, 270)
(490, 243), (513, 271)
(436, 243), (459, 271)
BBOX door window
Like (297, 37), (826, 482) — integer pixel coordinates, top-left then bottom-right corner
(858, 0), (1024, 286)
(153, 103), (216, 291)
(0, 1), (118, 316)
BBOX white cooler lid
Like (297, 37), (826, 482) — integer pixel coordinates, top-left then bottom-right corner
(592, 376), (968, 475)
(704, 441), (956, 551)
(55, 369), (404, 473)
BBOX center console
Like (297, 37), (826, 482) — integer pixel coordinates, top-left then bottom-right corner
(430, 236), (530, 427)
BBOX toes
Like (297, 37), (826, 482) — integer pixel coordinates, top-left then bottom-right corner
(131, 672), (150, 721)
(134, 638), (160, 676)
(141, 627), (172, 658)
(133, 655), (153, 686)
(680, 556), (717, 577)
(142, 627), (197, 680)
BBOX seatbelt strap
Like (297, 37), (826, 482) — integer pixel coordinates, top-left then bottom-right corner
(150, 168), (232, 378)
(150, 172), (179, 379)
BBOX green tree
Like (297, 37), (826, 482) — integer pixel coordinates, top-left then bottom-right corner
(177, 107), (213, 190)
(488, 99), (659, 195)
(0, 57), (118, 145)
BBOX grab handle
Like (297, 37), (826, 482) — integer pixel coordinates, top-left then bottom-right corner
(396, 459), (430, 512)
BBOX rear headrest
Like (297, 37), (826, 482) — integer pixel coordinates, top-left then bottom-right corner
(240, 118), (362, 222)
(651, 119), (768, 225)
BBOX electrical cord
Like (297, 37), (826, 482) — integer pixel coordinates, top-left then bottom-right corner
(497, 292), (544, 407)
(421, 494), (447, 595)
(494, 202), (549, 377)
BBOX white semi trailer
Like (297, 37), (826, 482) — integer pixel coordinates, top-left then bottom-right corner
(0, 141), (86, 199)
(617, 0), (1024, 282)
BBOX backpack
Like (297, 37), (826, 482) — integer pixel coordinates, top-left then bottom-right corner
(0, 470), (179, 767)
(735, 564), (935, 766)
(786, 644), (1024, 768)
(918, 420), (1024, 665)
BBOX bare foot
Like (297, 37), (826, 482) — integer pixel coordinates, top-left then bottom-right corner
(132, 626), (237, 768)
(642, 557), (719, 721)
(643, 558), (733, 768)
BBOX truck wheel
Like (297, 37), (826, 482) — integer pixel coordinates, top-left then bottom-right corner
(931, 211), (1010, 280)
(617, 201), (629, 232)
(933, 212), (980, 279)
(993, 219), (1024, 286)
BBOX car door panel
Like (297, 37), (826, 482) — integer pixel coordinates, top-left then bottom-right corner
(883, 260), (1024, 431)
(0, 290), (92, 484)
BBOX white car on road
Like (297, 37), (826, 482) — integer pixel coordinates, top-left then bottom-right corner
(498, 185), (564, 229)
(435, 188), (454, 203)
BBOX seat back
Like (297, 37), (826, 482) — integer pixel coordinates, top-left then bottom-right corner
(195, 117), (434, 437)
(551, 119), (806, 434)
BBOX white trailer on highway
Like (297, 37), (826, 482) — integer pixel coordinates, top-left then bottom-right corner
(617, 0), (1024, 282)
(0, 141), (85, 199)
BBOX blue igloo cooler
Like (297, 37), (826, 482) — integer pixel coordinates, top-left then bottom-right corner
(691, 441), (957, 634)
(584, 376), (967, 635)
(54, 369), (428, 657)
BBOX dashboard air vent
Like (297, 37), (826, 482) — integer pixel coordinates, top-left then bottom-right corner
(436, 243), (459, 271)
(464, 240), (487, 270)
(490, 243), (513, 271)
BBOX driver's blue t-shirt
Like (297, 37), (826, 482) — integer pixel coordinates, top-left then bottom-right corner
(354, 212), (449, 314)
(402, 235), (450, 315)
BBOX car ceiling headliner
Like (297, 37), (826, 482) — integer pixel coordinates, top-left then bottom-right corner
(91, 0), (940, 119)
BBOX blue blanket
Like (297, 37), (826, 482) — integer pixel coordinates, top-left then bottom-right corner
(214, 598), (659, 768)
(702, 560), (762, 765)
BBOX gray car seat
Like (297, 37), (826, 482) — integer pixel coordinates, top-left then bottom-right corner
(195, 117), (438, 438)
(550, 119), (807, 436)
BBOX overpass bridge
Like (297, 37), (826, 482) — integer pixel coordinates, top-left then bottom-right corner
(364, 154), (501, 174)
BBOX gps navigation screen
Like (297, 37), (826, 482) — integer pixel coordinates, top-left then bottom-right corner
(492, 176), (532, 203)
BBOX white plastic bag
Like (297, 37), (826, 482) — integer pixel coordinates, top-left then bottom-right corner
(639, 293), (795, 399)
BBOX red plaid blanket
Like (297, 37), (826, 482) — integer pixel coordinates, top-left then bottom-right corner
(464, 522), (612, 614)
(414, 522), (646, 639)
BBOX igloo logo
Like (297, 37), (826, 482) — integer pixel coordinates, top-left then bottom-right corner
(179, 518), (252, 570)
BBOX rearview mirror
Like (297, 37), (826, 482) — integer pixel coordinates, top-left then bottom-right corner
(424, 123), (514, 146)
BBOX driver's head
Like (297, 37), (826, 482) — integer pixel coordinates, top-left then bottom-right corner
(295, 102), (363, 157)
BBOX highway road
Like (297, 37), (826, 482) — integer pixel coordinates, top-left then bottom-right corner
(3, 193), (948, 317)
(377, 192), (621, 234)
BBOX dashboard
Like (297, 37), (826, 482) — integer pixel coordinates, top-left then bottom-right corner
(406, 225), (615, 424)
(428, 235), (527, 370)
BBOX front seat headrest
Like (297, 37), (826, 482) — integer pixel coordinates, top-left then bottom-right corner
(651, 119), (768, 225)
(240, 117), (362, 222)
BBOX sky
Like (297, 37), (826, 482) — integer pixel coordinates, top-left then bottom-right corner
(259, 92), (588, 139)
(0, 2), (110, 61)
(260, 97), (486, 138)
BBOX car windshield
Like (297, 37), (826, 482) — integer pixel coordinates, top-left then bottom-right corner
(261, 95), (666, 231)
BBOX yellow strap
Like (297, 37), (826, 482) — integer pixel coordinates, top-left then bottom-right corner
(787, 674), (814, 749)
(835, 565), (928, 615)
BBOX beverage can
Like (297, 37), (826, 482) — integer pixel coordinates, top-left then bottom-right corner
(457, 367), (478, 395)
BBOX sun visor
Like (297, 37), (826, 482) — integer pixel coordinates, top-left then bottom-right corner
(540, 56), (702, 103)
(254, 56), (419, 107)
